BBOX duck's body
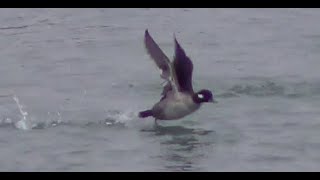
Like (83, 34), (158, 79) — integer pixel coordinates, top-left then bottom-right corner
(152, 92), (200, 120)
(139, 29), (214, 121)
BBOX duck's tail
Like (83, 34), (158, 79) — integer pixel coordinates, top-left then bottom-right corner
(138, 109), (153, 118)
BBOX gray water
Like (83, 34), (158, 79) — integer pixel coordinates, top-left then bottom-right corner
(0, 8), (320, 171)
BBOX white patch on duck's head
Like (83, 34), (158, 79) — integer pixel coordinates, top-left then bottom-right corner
(197, 94), (204, 99)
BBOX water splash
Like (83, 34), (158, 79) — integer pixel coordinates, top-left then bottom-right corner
(57, 112), (62, 124)
(11, 95), (65, 130)
(12, 95), (32, 130)
(104, 110), (138, 127)
(47, 111), (63, 127)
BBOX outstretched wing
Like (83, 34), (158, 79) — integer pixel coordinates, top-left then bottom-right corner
(144, 29), (171, 81)
(173, 37), (194, 93)
(144, 29), (179, 96)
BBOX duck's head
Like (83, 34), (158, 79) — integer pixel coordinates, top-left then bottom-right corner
(193, 89), (216, 104)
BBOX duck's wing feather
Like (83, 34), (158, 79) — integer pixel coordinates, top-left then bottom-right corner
(173, 37), (194, 93)
(144, 29), (171, 81)
(144, 29), (180, 96)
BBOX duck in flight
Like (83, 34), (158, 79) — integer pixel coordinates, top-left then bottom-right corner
(139, 29), (215, 121)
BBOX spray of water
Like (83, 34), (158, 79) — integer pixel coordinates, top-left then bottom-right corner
(12, 95), (65, 130)
(104, 109), (139, 127)
(10, 91), (138, 130)
(12, 95), (32, 130)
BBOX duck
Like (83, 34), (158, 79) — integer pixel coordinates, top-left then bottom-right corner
(139, 29), (215, 121)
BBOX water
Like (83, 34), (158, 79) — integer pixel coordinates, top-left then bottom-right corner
(0, 8), (320, 171)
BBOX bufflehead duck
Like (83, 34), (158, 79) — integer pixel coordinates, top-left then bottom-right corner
(139, 29), (215, 121)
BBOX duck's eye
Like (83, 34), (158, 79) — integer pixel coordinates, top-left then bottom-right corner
(198, 94), (204, 99)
